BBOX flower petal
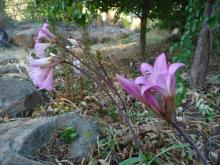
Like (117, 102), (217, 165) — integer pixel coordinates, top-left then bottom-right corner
(143, 90), (162, 114)
(140, 84), (156, 95)
(135, 76), (148, 85)
(117, 75), (147, 104)
(153, 53), (168, 76)
(29, 57), (52, 67)
(34, 43), (50, 57)
(168, 63), (185, 75)
(167, 74), (176, 96)
(140, 63), (153, 75)
(117, 75), (163, 115)
(29, 67), (50, 87)
(36, 23), (56, 42)
(39, 68), (54, 90)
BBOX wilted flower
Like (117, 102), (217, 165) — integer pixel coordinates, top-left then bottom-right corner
(117, 53), (184, 123)
(28, 56), (62, 91)
(67, 38), (80, 48)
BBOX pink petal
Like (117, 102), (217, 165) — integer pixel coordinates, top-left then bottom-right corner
(141, 84), (166, 96)
(135, 75), (167, 96)
(39, 69), (54, 91)
(135, 76), (148, 85)
(153, 53), (168, 76)
(168, 63), (185, 75)
(29, 57), (52, 67)
(117, 75), (163, 114)
(140, 84), (156, 95)
(43, 23), (49, 29)
(36, 24), (56, 42)
(140, 63), (153, 76)
(156, 74), (176, 97)
(143, 90), (162, 114)
(34, 43), (50, 57)
(135, 76), (156, 85)
(167, 75), (176, 96)
(29, 67), (50, 87)
(117, 75), (147, 104)
(167, 63), (184, 96)
(156, 74), (167, 89)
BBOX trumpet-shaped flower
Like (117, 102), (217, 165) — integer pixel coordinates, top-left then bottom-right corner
(36, 23), (56, 43)
(117, 53), (184, 123)
(135, 53), (184, 97)
(28, 56), (62, 91)
(117, 75), (161, 114)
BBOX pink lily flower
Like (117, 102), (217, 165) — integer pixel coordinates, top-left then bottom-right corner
(28, 56), (62, 91)
(36, 23), (56, 43)
(29, 23), (61, 91)
(117, 53), (184, 123)
(135, 53), (185, 97)
(117, 75), (161, 115)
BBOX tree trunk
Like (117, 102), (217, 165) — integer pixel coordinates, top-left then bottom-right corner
(140, 14), (147, 59)
(190, 1), (213, 89)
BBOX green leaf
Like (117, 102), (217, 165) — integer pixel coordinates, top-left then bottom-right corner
(119, 157), (140, 165)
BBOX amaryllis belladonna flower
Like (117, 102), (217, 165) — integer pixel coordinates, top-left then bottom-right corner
(117, 53), (184, 123)
(29, 23), (61, 91)
(36, 23), (57, 43)
(28, 56), (62, 91)
(34, 23), (56, 57)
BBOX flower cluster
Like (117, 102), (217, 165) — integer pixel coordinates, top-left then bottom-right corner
(28, 23), (61, 91)
(117, 53), (184, 123)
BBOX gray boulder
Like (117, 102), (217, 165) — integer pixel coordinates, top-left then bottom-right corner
(0, 77), (43, 116)
(11, 26), (39, 48)
(0, 112), (100, 165)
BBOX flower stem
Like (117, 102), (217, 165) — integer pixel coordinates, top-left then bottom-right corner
(64, 60), (144, 151)
(171, 121), (208, 165)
